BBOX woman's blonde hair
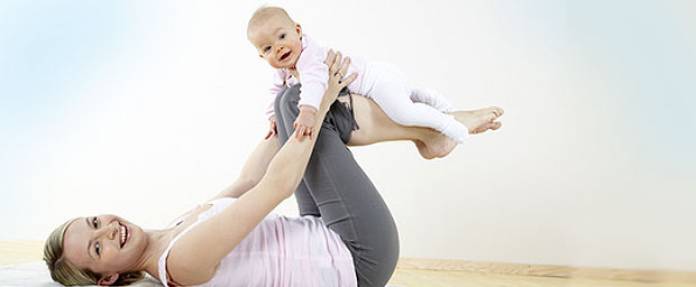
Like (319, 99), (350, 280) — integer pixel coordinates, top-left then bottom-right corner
(43, 219), (145, 286)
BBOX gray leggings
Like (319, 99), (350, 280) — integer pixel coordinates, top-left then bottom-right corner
(274, 84), (399, 287)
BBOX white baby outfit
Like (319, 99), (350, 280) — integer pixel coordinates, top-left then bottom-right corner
(266, 34), (469, 143)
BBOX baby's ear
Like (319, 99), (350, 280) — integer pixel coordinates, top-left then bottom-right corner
(295, 23), (302, 35)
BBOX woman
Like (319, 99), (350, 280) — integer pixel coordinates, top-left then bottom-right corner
(43, 52), (503, 287)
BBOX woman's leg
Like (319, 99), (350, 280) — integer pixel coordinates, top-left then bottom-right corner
(276, 85), (399, 287)
(274, 86), (321, 217)
(347, 94), (503, 158)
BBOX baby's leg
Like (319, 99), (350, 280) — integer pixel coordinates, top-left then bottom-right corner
(411, 85), (506, 124)
(368, 73), (473, 143)
(410, 89), (504, 119)
(386, 98), (471, 143)
(410, 88), (455, 113)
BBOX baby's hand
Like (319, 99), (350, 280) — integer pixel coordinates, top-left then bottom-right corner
(265, 117), (278, 140)
(293, 106), (318, 140)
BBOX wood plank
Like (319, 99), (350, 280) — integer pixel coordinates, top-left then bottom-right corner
(390, 268), (696, 287)
(0, 240), (44, 266)
(397, 258), (696, 284)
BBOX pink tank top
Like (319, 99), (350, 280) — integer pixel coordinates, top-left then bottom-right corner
(157, 197), (357, 287)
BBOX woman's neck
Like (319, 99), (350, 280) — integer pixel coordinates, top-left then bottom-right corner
(134, 228), (174, 279)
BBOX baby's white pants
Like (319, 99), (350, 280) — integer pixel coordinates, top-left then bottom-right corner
(357, 62), (469, 143)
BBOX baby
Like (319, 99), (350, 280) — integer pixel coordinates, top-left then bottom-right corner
(247, 6), (486, 143)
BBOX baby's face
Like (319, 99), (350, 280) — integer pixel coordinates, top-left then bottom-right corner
(248, 15), (302, 69)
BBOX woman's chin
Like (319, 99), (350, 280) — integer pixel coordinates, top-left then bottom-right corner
(129, 226), (146, 248)
(120, 220), (146, 251)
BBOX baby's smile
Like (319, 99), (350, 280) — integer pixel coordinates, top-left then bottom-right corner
(279, 50), (292, 62)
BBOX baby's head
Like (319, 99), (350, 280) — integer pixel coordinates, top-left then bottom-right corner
(247, 6), (302, 69)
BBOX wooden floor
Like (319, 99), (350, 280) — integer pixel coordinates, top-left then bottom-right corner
(1, 241), (693, 287)
(390, 269), (693, 287)
(0, 240), (44, 266)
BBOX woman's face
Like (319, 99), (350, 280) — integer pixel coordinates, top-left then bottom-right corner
(62, 214), (147, 275)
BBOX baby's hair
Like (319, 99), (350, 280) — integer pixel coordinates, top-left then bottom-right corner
(247, 6), (295, 36)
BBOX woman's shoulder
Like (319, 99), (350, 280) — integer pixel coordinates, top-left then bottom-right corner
(169, 197), (236, 226)
(158, 198), (237, 285)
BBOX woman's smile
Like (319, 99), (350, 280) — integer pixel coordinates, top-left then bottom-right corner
(118, 221), (129, 248)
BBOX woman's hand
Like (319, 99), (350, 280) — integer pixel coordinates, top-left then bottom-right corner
(292, 50), (358, 140)
(319, 50), (357, 112)
(294, 50), (357, 141)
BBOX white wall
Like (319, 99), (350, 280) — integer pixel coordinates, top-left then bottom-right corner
(1, 0), (695, 271)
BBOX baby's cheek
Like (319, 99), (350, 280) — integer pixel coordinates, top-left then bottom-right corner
(267, 59), (278, 67)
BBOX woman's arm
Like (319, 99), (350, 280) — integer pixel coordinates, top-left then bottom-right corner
(210, 136), (280, 199)
(168, 52), (356, 285)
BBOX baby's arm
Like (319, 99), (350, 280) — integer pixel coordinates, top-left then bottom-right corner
(292, 51), (334, 139)
(266, 70), (286, 138)
(293, 106), (318, 139)
(265, 116), (278, 140)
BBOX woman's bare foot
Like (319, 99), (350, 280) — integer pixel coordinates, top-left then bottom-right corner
(472, 121), (502, 134)
(472, 106), (504, 118)
(426, 133), (457, 158)
(414, 140), (435, 159)
(414, 132), (458, 159)
(414, 107), (503, 159)
(450, 108), (502, 134)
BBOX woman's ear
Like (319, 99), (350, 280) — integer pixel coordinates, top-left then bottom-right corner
(97, 273), (119, 286)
